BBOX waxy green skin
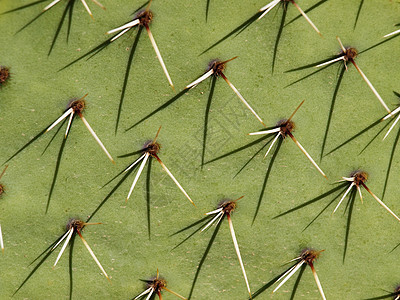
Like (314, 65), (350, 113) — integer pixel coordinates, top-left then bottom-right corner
(1, 0), (400, 299)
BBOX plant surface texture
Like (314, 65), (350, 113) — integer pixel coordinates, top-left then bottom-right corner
(1, 0), (400, 299)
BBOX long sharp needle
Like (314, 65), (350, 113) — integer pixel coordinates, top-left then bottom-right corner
(80, 0), (93, 18)
(315, 56), (345, 68)
(78, 113), (115, 164)
(145, 26), (174, 90)
(134, 287), (152, 300)
(46, 108), (73, 133)
(123, 154), (146, 173)
(163, 287), (187, 300)
(248, 128), (280, 136)
(126, 153), (149, 201)
(201, 211), (223, 232)
(155, 156), (195, 206)
(65, 112), (74, 138)
(227, 214), (252, 299)
(220, 73), (265, 126)
(384, 29), (400, 38)
(333, 182), (354, 214)
(383, 113), (400, 140)
(264, 133), (280, 159)
(186, 69), (214, 89)
(77, 230), (110, 280)
(107, 19), (140, 35)
(291, 0), (322, 36)
(310, 263), (326, 300)
(273, 261), (304, 293)
(43, 0), (62, 11)
(288, 133), (327, 179)
(53, 228), (74, 267)
(363, 184), (400, 222)
(258, 0), (280, 20)
(351, 61), (391, 114)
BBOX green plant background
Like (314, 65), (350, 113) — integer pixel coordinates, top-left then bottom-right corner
(1, 0), (400, 299)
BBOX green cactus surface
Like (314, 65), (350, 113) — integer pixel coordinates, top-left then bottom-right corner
(1, 0), (400, 299)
